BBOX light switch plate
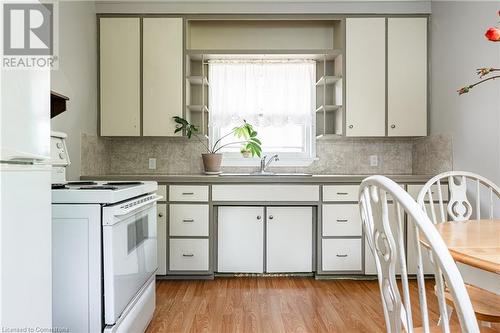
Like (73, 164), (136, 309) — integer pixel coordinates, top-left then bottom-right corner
(148, 158), (157, 170)
(369, 155), (378, 167)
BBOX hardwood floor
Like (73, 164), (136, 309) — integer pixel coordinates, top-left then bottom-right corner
(146, 277), (454, 333)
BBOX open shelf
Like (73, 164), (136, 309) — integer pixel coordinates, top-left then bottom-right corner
(315, 75), (341, 86)
(316, 105), (341, 113)
(187, 76), (209, 86)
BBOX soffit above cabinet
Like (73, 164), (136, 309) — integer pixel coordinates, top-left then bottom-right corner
(186, 20), (342, 51)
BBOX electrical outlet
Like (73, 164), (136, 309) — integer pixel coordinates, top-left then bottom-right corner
(148, 158), (157, 170)
(369, 155), (378, 167)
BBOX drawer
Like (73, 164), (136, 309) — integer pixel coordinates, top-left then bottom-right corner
(169, 185), (209, 202)
(407, 184), (448, 202)
(157, 185), (167, 201)
(322, 238), (362, 271)
(212, 185), (319, 202)
(169, 239), (209, 271)
(169, 204), (209, 237)
(323, 185), (360, 202)
(322, 204), (362, 237)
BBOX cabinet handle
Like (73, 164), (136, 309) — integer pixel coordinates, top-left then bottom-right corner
(348, 125), (354, 129)
(182, 192), (194, 195)
(256, 215), (262, 220)
(158, 213), (164, 218)
(268, 215), (274, 220)
(391, 124), (396, 129)
(337, 192), (348, 195)
(336, 254), (348, 258)
(182, 219), (194, 223)
(336, 219), (348, 223)
(182, 253), (194, 257)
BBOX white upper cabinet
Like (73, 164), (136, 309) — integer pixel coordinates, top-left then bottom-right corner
(143, 18), (183, 136)
(387, 18), (428, 137)
(100, 17), (183, 137)
(345, 18), (386, 137)
(100, 18), (140, 136)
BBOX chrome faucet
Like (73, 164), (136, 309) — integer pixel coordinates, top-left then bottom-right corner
(258, 154), (279, 174)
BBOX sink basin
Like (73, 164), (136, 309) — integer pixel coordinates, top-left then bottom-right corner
(219, 172), (312, 177)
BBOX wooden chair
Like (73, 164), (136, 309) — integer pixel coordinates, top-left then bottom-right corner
(359, 175), (494, 333)
(417, 171), (500, 326)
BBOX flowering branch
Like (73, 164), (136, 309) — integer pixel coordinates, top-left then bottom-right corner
(458, 11), (500, 95)
(458, 75), (500, 95)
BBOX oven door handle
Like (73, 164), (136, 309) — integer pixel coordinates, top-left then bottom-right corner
(113, 194), (163, 217)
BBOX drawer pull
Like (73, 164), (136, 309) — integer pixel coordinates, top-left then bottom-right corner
(182, 253), (194, 257)
(336, 192), (349, 195)
(182, 219), (195, 223)
(336, 254), (348, 258)
(182, 192), (194, 195)
(336, 219), (348, 223)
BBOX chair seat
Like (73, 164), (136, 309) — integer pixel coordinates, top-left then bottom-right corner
(436, 284), (500, 323)
(414, 325), (498, 332)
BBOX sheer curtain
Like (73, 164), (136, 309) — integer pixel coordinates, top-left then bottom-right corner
(208, 60), (315, 128)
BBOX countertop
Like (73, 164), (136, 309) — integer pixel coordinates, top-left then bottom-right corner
(81, 174), (435, 184)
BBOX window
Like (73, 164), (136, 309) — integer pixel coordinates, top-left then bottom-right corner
(208, 60), (316, 166)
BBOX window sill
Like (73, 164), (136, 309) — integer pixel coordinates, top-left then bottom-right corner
(221, 156), (318, 167)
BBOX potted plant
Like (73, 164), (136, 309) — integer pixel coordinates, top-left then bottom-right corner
(173, 116), (262, 174)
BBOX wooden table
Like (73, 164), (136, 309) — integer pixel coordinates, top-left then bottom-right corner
(430, 219), (500, 294)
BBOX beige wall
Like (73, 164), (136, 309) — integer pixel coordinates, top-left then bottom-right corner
(51, 1), (97, 180)
(430, 2), (500, 185)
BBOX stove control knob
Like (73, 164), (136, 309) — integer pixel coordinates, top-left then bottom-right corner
(56, 142), (63, 149)
(59, 153), (65, 159)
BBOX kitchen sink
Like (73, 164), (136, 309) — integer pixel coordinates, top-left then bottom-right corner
(219, 172), (313, 177)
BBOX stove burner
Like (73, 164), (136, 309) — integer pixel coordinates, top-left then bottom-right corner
(104, 182), (143, 186)
(67, 181), (98, 186)
(52, 183), (68, 190)
(79, 186), (118, 190)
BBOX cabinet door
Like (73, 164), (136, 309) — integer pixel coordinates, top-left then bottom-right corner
(217, 207), (264, 273)
(143, 18), (183, 136)
(266, 207), (313, 273)
(388, 18), (427, 137)
(156, 203), (167, 275)
(99, 18), (140, 136)
(345, 18), (386, 137)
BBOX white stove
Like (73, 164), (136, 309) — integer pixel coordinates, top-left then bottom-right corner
(52, 180), (158, 204)
(49, 132), (159, 333)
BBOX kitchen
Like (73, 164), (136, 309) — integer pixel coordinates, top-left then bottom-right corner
(1, 0), (499, 332)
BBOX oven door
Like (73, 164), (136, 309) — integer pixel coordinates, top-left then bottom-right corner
(102, 194), (161, 325)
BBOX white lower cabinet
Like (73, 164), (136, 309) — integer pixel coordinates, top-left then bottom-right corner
(156, 203), (167, 275)
(169, 239), (209, 271)
(217, 206), (313, 273)
(266, 207), (312, 273)
(217, 207), (264, 273)
(322, 239), (362, 271)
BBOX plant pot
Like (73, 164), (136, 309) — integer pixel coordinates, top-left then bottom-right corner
(202, 153), (223, 173)
(241, 150), (251, 158)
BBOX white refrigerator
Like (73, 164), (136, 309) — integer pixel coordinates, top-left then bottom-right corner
(0, 64), (52, 330)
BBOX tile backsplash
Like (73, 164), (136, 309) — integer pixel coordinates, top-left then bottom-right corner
(81, 133), (453, 176)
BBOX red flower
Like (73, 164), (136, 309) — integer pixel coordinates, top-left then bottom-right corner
(485, 27), (500, 41)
